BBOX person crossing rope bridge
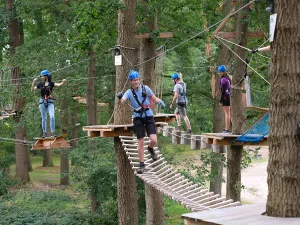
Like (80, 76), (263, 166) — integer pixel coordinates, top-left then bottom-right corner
(116, 70), (166, 174)
(31, 70), (66, 138)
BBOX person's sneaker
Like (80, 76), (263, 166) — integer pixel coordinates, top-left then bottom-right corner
(148, 146), (158, 161)
(175, 125), (181, 131)
(51, 132), (57, 137)
(222, 129), (230, 134)
(42, 133), (47, 138)
(137, 164), (145, 174)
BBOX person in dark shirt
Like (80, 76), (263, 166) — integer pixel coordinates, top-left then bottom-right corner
(215, 65), (231, 133)
(31, 70), (66, 138)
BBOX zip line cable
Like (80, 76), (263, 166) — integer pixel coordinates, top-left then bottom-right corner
(215, 36), (270, 85)
(133, 0), (257, 68)
(1, 0), (257, 88)
(216, 35), (271, 60)
(0, 47), (114, 83)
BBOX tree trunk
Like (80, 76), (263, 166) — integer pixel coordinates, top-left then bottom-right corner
(71, 104), (78, 166)
(114, 0), (139, 224)
(210, 0), (233, 195)
(60, 99), (69, 185)
(145, 185), (164, 225)
(139, 4), (164, 223)
(43, 117), (54, 167)
(226, 0), (249, 202)
(266, 0), (300, 217)
(6, 0), (29, 182)
(87, 49), (97, 126)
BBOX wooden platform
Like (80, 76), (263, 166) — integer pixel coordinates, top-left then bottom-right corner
(83, 114), (176, 137)
(72, 96), (109, 106)
(202, 133), (268, 146)
(182, 202), (300, 225)
(32, 136), (71, 150)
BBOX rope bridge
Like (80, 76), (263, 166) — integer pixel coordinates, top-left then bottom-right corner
(120, 136), (240, 212)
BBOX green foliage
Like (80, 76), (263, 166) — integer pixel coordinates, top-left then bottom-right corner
(0, 191), (113, 225)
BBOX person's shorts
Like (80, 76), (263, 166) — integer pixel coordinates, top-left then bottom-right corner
(175, 105), (187, 117)
(222, 95), (230, 106)
(133, 116), (157, 139)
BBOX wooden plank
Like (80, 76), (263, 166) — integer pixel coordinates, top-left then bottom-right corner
(246, 106), (269, 112)
(212, 7), (235, 38)
(217, 31), (265, 40)
(135, 32), (173, 39)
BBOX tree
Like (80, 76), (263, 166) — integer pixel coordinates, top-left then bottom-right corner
(226, 0), (249, 201)
(6, 0), (29, 182)
(138, 1), (164, 223)
(114, 0), (139, 224)
(266, 0), (300, 217)
(210, 0), (234, 195)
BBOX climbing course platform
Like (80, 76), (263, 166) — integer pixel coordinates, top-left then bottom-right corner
(202, 133), (268, 146)
(31, 136), (71, 150)
(72, 96), (109, 107)
(83, 114), (176, 137)
(120, 136), (240, 211)
(0, 111), (15, 120)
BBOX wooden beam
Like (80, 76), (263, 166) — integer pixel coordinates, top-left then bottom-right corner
(135, 32), (173, 39)
(211, 7), (235, 38)
(32, 136), (71, 150)
(216, 31), (265, 40)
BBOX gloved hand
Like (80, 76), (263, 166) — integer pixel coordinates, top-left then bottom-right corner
(251, 48), (258, 54)
(159, 100), (166, 109)
(116, 91), (123, 100)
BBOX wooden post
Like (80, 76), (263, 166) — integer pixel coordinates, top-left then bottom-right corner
(172, 130), (181, 145)
(163, 125), (175, 137)
(191, 135), (202, 150)
(201, 137), (211, 149)
(180, 134), (191, 145)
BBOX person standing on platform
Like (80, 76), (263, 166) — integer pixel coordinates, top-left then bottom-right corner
(170, 72), (192, 134)
(116, 70), (166, 174)
(215, 65), (231, 133)
(31, 70), (66, 138)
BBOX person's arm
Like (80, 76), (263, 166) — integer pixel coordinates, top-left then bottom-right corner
(54, 79), (66, 87)
(170, 91), (179, 109)
(151, 94), (165, 109)
(31, 78), (38, 91)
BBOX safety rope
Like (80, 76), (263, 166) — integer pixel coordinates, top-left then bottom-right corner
(215, 36), (270, 85)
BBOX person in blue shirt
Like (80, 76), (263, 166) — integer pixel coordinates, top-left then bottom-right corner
(116, 70), (166, 174)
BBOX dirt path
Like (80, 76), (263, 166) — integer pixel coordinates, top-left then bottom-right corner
(222, 146), (269, 204)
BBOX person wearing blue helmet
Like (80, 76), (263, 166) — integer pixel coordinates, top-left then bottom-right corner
(31, 70), (66, 138)
(116, 70), (166, 174)
(215, 65), (231, 133)
(170, 72), (192, 134)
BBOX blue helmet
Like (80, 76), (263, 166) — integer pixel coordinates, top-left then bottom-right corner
(171, 73), (180, 79)
(217, 65), (227, 73)
(128, 70), (139, 80)
(40, 70), (50, 76)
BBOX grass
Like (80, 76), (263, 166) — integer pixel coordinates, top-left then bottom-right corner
(164, 198), (191, 225)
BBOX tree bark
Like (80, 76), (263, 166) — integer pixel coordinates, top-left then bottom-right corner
(6, 0), (29, 182)
(226, 0), (249, 202)
(43, 117), (54, 167)
(114, 0), (139, 224)
(139, 3), (164, 223)
(210, 0), (233, 195)
(145, 184), (164, 225)
(86, 49), (97, 126)
(266, 0), (300, 217)
(60, 99), (69, 185)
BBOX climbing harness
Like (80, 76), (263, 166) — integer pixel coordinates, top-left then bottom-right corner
(130, 85), (150, 117)
(39, 83), (54, 108)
